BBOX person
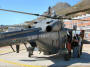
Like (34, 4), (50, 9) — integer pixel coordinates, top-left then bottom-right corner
(72, 34), (79, 58)
(66, 31), (72, 57)
(66, 35), (71, 57)
(79, 30), (84, 55)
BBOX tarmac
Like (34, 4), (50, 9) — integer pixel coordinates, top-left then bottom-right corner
(0, 43), (90, 67)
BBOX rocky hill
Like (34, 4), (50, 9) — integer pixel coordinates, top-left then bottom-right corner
(52, 2), (71, 13)
(58, 0), (90, 16)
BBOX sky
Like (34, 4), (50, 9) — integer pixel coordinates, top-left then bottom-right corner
(0, 0), (81, 25)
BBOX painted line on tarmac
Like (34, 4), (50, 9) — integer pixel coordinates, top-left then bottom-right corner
(0, 51), (12, 53)
(0, 59), (46, 67)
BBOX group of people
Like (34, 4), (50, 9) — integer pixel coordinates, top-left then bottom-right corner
(66, 30), (84, 58)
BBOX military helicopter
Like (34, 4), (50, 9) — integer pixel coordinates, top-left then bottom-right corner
(0, 7), (90, 60)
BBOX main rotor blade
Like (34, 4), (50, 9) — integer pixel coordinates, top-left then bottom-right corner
(0, 8), (53, 18)
(0, 8), (90, 21)
(69, 19), (90, 21)
(64, 8), (90, 16)
(62, 17), (90, 21)
(0, 9), (41, 16)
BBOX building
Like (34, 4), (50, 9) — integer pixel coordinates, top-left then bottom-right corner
(64, 14), (90, 40)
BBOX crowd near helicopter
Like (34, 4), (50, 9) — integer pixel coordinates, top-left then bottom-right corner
(0, 6), (90, 61)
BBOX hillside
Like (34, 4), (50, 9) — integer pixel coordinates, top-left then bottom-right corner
(57, 0), (90, 16)
(52, 2), (71, 13)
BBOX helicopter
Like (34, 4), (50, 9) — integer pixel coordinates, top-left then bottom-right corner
(0, 7), (90, 61)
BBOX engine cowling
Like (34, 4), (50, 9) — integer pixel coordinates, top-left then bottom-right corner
(46, 22), (62, 32)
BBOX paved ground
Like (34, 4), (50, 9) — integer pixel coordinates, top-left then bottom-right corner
(0, 43), (90, 67)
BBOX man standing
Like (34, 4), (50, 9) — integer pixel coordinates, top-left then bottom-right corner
(72, 34), (80, 58)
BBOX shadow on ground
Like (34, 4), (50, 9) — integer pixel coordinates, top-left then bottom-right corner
(48, 52), (90, 67)
(20, 52), (90, 67)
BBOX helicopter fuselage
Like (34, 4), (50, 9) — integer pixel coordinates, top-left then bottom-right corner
(36, 30), (67, 55)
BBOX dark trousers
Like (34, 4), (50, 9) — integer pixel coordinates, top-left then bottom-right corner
(73, 46), (79, 58)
